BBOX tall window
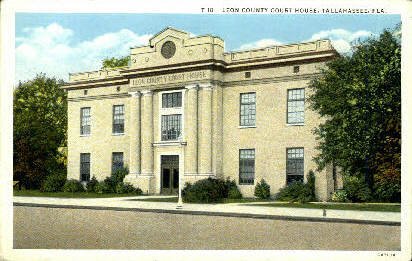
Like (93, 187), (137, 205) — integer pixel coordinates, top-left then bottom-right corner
(80, 107), (91, 135)
(286, 148), (304, 184)
(80, 153), (90, 182)
(113, 105), (125, 134)
(287, 88), (305, 124)
(240, 93), (256, 126)
(112, 152), (124, 174)
(161, 114), (182, 141)
(239, 149), (255, 185)
(162, 92), (182, 108)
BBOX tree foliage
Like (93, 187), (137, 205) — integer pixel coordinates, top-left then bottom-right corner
(101, 56), (130, 69)
(308, 29), (401, 201)
(14, 74), (67, 189)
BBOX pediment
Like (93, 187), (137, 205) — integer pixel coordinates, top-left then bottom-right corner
(149, 27), (189, 47)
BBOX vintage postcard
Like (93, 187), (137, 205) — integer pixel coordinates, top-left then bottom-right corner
(1, 0), (411, 260)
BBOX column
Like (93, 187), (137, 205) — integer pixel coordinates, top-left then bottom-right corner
(128, 91), (141, 175)
(140, 90), (153, 175)
(185, 84), (198, 175)
(199, 83), (213, 175)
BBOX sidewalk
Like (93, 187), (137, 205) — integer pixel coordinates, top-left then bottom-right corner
(13, 196), (400, 226)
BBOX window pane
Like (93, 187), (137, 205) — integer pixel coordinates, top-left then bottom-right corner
(113, 105), (125, 133)
(112, 152), (124, 174)
(80, 153), (90, 182)
(80, 107), (91, 135)
(287, 89), (305, 124)
(161, 114), (182, 140)
(239, 149), (255, 185)
(162, 92), (182, 108)
(240, 93), (256, 126)
(286, 148), (304, 185)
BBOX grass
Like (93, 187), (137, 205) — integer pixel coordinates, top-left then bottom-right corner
(129, 197), (178, 202)
(130, 197), (400, 212)
(247, 202), (401, 212)
(129, 197), (272, 204)
(13, 189), (142, 198)
(14, 190), (400, 212)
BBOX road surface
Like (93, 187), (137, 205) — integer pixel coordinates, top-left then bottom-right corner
(13, 206), (400, 250)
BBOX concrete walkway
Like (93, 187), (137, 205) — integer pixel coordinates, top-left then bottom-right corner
(13, 196), (400, 225)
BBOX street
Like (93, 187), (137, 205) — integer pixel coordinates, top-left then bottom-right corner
(14, 206), (400, 250)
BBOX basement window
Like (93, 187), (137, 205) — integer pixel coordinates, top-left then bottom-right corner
(293, 66), (300, 73)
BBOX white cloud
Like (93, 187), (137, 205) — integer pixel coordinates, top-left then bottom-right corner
(15, 23), (152, 83)
(238, 38), (283, 50)
(308, 29), (373, 54)
(235, 29), (373, 54)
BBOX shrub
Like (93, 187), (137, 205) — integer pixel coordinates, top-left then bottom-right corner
(306, 170), (316, 201)
(182, 177), (227, 203)
(112, 167), (129, 184)
(40, 173), (66, 192)
(103, 177), (116, 193)
(94, 181), (112, 194)
(134, 187), (143, 195)
(104, 167), (129, 192)
(343, 175), (372, 202)
(228, 186), (243, 199)
(254, 179), (271, 199)
(331, 190), (349, 202)
(116, 182), (136, 194)
(373, 166), (401, 202)
(86, 176), (98, 192)
(62, 179), (85, 193)
(276, 171), (317, 203)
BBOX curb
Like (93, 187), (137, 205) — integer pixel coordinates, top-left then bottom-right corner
(13, 202), (400, 226)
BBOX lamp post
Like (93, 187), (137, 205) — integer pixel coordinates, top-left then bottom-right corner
(176, 136), (186, 209)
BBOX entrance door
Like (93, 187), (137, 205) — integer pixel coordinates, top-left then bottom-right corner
(161, 155), (179, 194)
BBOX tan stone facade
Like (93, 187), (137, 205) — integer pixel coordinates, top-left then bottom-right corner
(64, 27), (340, 201)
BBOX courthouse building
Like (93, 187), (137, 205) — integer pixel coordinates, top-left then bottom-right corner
(63, 27), (341, 201)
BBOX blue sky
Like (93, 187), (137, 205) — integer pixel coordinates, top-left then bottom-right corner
(15, 13), (400, 83)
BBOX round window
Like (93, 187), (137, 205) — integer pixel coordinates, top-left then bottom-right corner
(161, 41), (176, 59)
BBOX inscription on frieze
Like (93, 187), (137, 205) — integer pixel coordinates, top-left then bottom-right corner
(131, 71), (209, 86)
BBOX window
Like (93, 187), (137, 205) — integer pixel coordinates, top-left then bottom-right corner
(112, 152), (124, 174)
(80, 107), (91, 135)
(245, 71), (251, 78)
(239, 149), (255, 185)
(240, 92), (256, 127)
(287, 88), (305, 124)
(113, 105), (125, 134)
(162, 92), (182, 108)
(161, 114), (182, 141)
(80, 153), (90, 182)
(293, 66), (300, 73)
(286, 148), (304, 184)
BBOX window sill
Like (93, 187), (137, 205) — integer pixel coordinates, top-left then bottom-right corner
(286, 123), (305, 126)
(238, 125), (256, 129)
(80, 134), (90, 137)
(112, 133), (125, 136)
(238, 183), (255, 186)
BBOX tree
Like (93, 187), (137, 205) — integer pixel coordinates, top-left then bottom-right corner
(14, 74), (67, 189)
(101, 56), (130, 69)
(308, 29), (401, 201)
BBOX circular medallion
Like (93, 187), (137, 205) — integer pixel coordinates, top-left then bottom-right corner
(161, 41), (176, 59)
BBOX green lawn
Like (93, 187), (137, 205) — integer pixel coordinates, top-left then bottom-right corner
(130, 197), (400, 212)
(13, 189), (142, 198)
(13, 191), (400, 212)
(129, 197), (272, 204)
(129, 197), (179, 202)
(247, 202), (401, 212)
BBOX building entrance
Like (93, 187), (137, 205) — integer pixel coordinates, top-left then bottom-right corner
(160, 155), (179, 194)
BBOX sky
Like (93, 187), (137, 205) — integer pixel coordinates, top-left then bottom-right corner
(15, 13), (400, 83)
